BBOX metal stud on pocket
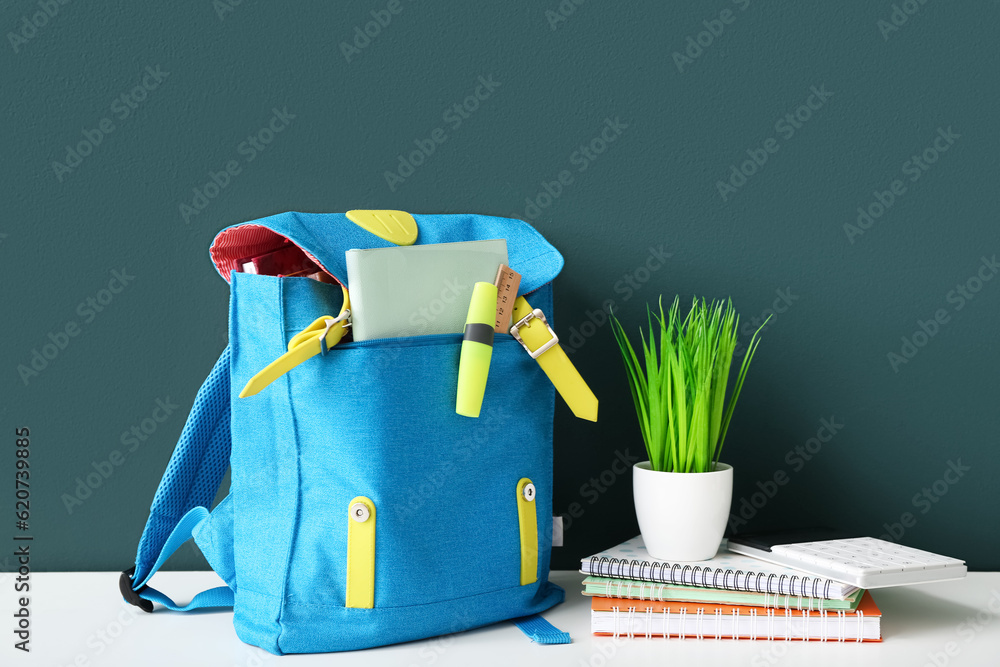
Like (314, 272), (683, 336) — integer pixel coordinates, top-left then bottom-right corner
(522, 483), (536, 502)
(350, 502), (370, 522)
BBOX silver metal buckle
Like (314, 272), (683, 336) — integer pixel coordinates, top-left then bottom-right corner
(510, 308), (559, 359)
(319, 310), (351, 355)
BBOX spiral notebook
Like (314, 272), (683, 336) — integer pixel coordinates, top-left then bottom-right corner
(590, 590), (882, 641)
(581, 536), (859, 600)
(582, 576), (864, 611)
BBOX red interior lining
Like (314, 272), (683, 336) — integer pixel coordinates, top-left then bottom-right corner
(209, 224), (339, 285)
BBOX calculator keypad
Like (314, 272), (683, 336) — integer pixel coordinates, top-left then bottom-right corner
(771, 537), (964, 577)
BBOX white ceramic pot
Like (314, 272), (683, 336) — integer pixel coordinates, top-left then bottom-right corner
(633, 461), (733, 562)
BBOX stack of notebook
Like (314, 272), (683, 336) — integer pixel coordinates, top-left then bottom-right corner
(580, 536), (881, 642)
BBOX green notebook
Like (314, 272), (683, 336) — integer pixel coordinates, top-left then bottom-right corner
(582, 576), (865, 611)
(345, 239), (508, 341)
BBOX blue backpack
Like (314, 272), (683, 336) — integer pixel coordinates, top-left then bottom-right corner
(121, 212), (571, 654)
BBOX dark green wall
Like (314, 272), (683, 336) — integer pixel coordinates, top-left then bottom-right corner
(2, 2), (997, 573)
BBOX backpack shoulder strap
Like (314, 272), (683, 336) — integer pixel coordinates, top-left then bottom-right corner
(121, 346), (235, 611)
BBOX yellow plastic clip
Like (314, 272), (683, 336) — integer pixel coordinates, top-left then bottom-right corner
(516, 478), (538, 586)
(345, 496), (376, 609)
(238, 287), (351, 398)
(346, 210), (418, 246)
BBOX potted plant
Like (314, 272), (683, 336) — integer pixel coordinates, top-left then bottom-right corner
(610, 296), (766, 561)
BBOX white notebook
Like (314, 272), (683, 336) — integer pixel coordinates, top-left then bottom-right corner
(591, 591), (882, 641)
(345, 239), (508, 341)
(581, 536), (859, 600)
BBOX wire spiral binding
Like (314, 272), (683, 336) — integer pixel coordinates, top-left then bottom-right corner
(588, 555), (838, 599)
(605, 604), (868, 641)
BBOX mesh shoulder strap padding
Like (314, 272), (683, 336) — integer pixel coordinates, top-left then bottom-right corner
(131, 346), (232, 584)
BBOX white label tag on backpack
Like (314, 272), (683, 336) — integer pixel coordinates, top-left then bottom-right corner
(552, 516), (564, 547)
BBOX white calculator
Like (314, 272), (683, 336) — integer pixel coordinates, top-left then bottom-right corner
(728, 531), (967, 589)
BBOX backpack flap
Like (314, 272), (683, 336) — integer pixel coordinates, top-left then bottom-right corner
(208, 211), (564, 295)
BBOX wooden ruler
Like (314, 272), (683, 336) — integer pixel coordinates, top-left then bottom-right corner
(493, 264), (522, 333)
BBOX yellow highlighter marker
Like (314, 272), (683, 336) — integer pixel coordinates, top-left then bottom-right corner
(456, 282), (498, 418)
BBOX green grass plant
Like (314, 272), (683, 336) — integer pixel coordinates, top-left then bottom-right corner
(610, 296), (766, 473)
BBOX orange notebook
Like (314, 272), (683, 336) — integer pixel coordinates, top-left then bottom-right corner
(591, 590), (882, 642)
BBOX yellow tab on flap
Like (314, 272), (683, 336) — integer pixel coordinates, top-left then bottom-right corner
(516, 478), (538, 585)
(346, 210), (418, 246)
(345, 496), (376, 608)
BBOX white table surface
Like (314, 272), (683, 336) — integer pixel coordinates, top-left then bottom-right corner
(4, 570), (999, 666)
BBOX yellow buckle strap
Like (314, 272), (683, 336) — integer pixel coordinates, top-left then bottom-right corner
(510, 296), (598, 422)
(238, 287), (351, 398)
